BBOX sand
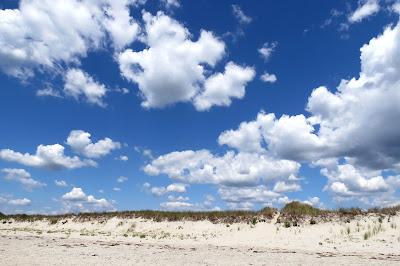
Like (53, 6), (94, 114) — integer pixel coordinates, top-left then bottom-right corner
(1, 213), (400, 265)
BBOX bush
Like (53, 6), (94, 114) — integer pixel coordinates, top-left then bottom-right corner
(281, 201), (323, 217)
(284, 221), (291, 228)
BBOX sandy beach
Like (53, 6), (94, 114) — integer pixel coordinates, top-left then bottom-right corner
(1, 213), (399, 265)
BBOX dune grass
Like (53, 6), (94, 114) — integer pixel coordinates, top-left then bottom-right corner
(2, 208), (278, 224)
(1, 203), (399, 224)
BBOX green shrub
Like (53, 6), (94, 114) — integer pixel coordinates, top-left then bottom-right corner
(284, 221), (291, 228)
(281, 201), (323, 217)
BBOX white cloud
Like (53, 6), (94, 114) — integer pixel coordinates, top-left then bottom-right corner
(219, 185), (280, 204)
(117, 176), (128, 183)
(144, 150), (300, 187)
(119, 11), (225, 109)
(302, 197), (323, 208)
(260, 72), (277, 83)
(117, 155), (129, 161)
(2, 168), (45, 190)
(160, 201), (193, 210)
(113, 187), (121, 191)
(348, 0), (380, 23)
(62, 187), (87, 201)
(161, 0), (180, 9)
(322, 164), (392, 197)
(115, 87), (130, 94)
(231, 4), (252, 25)
(273, 181), (301, 193)
(144, 182), (187, 196)
(392, 2), (400, 14)
(119, 12), (254, 110)
(64, 68), (107, 107)
(258, 42), (277, 61)
(226, 201), (254, 210)
(54, 180), (68, 187)
(193, 62), (255, 111)
(167, 195), (189, 201)
(0, 0), (140, 78)
(0, 144), (96, 170)
(62, 187), (114, 211)
(66, 130), (121, 158)
(8, 198), (31, 206)
(36, 86), (62, 98)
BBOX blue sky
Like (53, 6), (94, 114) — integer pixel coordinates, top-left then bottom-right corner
(1, 0), (400, 214)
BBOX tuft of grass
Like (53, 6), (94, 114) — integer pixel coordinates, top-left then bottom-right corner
(284, 221), (291, 228)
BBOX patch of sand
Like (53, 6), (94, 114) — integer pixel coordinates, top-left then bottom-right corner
(1, 213), (399, 265)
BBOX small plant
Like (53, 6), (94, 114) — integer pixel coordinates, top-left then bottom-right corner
(346, 227), (351, 235)
(48, 218), (58, 225)
(378, 217), (383, 223)
(251, 218), (257, 225)
(310, 219), (316, 225)
(364, 232), (371, 240)
(284, 221), (291, 228)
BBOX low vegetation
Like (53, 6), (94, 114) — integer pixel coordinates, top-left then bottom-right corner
(0, 203), (398, 225)
(0, 208), (277, 224)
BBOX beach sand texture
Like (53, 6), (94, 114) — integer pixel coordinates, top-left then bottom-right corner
(1, 213), (400, 265)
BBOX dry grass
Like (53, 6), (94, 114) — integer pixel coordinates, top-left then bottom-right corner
(2, 209), (277, 224)
(1, 203), (399, 225)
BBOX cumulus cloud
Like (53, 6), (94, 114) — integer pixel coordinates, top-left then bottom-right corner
(143, 182), (187, 196)
(322, 164), (393, 198)
(193, 62), (255, 111)
(62, 187), (114, 212)
(260, 72), (277, 83)
(2, 168), (45, 190)
(0, 144), (96, 170)
(273, 181), (301, 193)
(118, 11), (254, 110)
(258, 42), (277, 61)
(63, 68), (108, 107)
(118, 11), (224, 108)
(144, 150), (300, 187)
(0, 0), (140, 79)
(348, 0), (380, 23)
(8, 198), (31, 206)
(66, 130), (121, 158)
(219, 185), (280, 204)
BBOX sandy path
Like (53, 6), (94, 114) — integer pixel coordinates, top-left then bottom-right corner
(1, 232), (399, 265)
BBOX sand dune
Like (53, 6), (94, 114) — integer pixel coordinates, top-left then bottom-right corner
(1, 212), (400, 265)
